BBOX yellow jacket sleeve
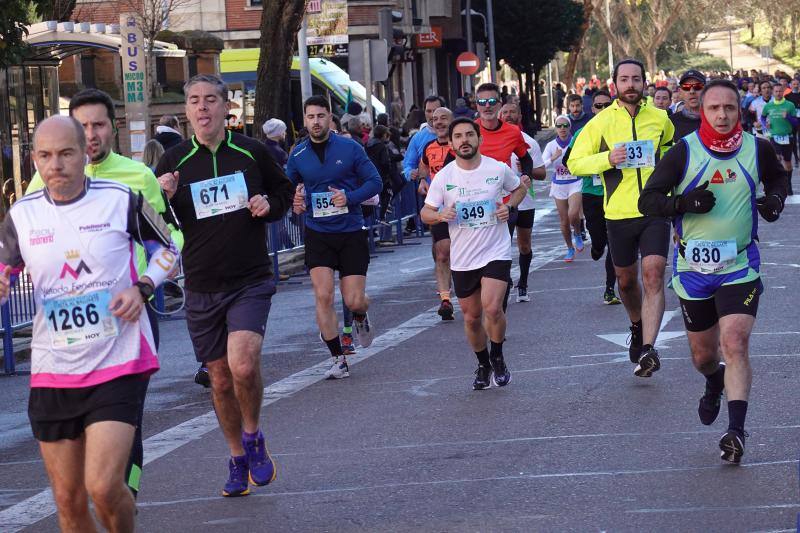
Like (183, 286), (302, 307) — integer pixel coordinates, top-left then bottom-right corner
(26, 172), (45, 194)
(565, 118), (614, 176)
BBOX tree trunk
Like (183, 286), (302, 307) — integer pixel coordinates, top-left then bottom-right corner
(791, 13), (798, 57)
(563, 0), (595, 91)
(644, 48), (657, 80)
(254, 0), (306, 141)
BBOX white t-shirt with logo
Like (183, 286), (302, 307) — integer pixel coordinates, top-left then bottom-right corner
(424, 156), (520, 271)
(512, 131), (544, 211)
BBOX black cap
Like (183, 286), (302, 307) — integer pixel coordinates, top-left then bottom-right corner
(679, 69), (706, 85)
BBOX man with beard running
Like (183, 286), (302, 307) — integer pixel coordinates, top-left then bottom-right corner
(640, 79), (787, 463)
(500, 102), (546, 302)
(568, 59), (675, 378)
(421, 118), (527, 390)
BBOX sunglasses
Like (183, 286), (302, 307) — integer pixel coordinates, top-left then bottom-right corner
(680, 82), (704, 92)
(555, 123), (570, 129)
(476, 98), (499, 107)
(593, 102), (611, 109)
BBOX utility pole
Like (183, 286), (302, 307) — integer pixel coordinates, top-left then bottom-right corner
(465, 0), (473, 93)
(486, 0), (497, 83)
(298, 15), (312, 103)
(605, 0), (613, 77)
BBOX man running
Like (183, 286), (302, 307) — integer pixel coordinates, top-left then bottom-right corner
(26, 88), (184, 498)
(639, 79), (787, 463)
(762, 82), (796, 195)
(566, 94), (591, 132)
(418, 107), (456, 320)
(1, 115), (179, 531)
(289, 95), (382, 379)
(157, 74), (294, 496)
(402, 96), (445, 182)
(500, 102), (546, 302)
(568, 59), (675, 377)
(563, 89), (622, 305)
(748, 80), (772, 136)
(784, 78), (800, 167)
(420, 118), (526, 390)
(671, 70), (705, 140)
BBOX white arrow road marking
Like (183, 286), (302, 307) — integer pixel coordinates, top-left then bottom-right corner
(596, 307), (685, 349)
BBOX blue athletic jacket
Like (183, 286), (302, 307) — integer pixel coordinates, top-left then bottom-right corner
(287, 133), (383, 233)
(402, 126), (436, 181)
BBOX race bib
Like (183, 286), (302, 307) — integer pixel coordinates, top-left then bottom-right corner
(456, 199), (496, 229)
(615, 140), (655, 169)
(43, 290), (119, 349)
(685, 239), (737, 274)
(555, 165), (571, 178)
(592, 175), (602, 187)
(311, 192), (349, 218)
(773, 134), (790, 145)
(190, 172), (248, 219)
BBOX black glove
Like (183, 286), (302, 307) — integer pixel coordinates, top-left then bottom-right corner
(674, 181), (716, 214)
(756, 194), (783, 222)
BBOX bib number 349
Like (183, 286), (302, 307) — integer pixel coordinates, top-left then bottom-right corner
(456, 199), (496, 228)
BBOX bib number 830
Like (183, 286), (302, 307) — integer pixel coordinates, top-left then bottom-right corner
(199, 184), (230, 205)
(47, 303), (100, 332)
(691, 247), (721, 263)
(461, 205), (486, 220)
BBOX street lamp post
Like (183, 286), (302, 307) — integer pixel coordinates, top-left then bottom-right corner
(464, 0), (473, 93)
(485, 0), (497, 83)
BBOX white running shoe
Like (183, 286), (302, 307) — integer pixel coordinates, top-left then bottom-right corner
(324, 356), (350, 379)
(353, 313), (374, 348)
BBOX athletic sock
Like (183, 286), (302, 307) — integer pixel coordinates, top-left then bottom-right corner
(323, 335), (344, 357)
(518, 252), (533, 288)
(604, 253), (616, 288)
(490, 340), (504, 360)
(640, 343), (653, 353)
(342, 326), (353, 335)
(727, 400), (748, 432)
(706, 364), (725, 394)
(475, 348), (491, 367)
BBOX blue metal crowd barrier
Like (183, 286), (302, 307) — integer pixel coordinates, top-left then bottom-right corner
(1, 274), (35, 375)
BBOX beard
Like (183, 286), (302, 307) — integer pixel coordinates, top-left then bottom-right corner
(456, 144), (479, 160)
(310, 125), (330, 141)
(619, 89), (643, 105)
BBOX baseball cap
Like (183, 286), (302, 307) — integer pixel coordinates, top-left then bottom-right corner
(679, 69), (707, 85)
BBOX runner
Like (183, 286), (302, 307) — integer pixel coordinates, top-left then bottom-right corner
(156, 74), (294, 496)
(26, 88), (184, 499)
(417, 107), (456, 320)
(568, 59), (675, 377)
(402, 96), (445, 183)
(639, 79), (788, 463)
(0, 115), (179, 531)
(500, 102), (546, 302)
(420, 118), (527, 389)
(671, 70), (705, 140)
(566, 94), (591, 132)
(762, 82), (796, 195)
(784, 78), (800, 168)
(542, 115), (584, 261)
(652, 86), (672, 113)
(288, 95), (382, 379)
(563, 89), (622, 305)
(747, 80), (772, 136)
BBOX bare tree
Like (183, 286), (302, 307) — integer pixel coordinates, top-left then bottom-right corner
(253, 0), (306, 141)
(563, 0), (597, 90)
(119, 0), (195, 97)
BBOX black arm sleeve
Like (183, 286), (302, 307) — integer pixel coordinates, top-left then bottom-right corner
(0, 214), (23, 268)
(255, 146), (295, 223)
(638, 140), (689, 218)
(756, 138), (789, 202)
(126, 191), (173, 247)
(519, 153), (533, 176)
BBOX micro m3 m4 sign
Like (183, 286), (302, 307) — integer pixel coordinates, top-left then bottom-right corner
(119, 14), (149, 159)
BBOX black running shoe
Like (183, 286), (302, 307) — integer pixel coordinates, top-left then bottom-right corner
(437, 299), (455, 320)
(719, 429), (747, 464)
(194, 365), (211, 388)
(628, 321), (643, 363)
(698, 364), (725, 425)
(473, 365), (492, 390)
(490, 355), (511, 387)
(590, 246), (603, 261)
(634, 347), (661, 378)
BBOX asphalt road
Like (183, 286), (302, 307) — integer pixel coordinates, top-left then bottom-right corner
(0, 177), (798, 532)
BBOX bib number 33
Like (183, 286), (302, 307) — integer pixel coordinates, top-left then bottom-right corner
(615, 140), (655, 169)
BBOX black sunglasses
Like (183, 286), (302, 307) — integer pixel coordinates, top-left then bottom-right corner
(555, 123), (570, 129)
(593, 102), (611, 109)
(476, 98), (499, 107)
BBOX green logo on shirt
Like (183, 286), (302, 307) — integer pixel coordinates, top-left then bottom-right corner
(485, 176), (500, 184)
(446, 184), (458, 191)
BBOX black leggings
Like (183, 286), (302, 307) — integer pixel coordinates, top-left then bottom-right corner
(582, 194), (616, 289)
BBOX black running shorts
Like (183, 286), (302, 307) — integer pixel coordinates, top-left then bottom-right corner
(304, 227), (370, 277)
(185, 278), (276, 363)
(514, 208), (535, 229)
(451, 260), (512, 299)
(430, 222), (450, 243)
(28, 373), (148, 442)
(606, 216), (670, 268)
(679, 278), (762, 332)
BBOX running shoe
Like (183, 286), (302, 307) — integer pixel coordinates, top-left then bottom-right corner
(627, 321), (643, 363)
(353, 313), (374, 347)
(243, 430), (277, 486)
(603, 288), (621, 305)
(516, 287), (530, 303)
(574, 232), (585, 252)
(341, 333), (356, 355)
(324, 356), (350, 379)
(222, 455), (250, 497)
(437, 299), (455, 320)
(719, 429), (747, 464)
(698, 364), (725, 425)
(473, 364), (492, 390)
(590, 246), (603, 261)
(564, 248), (575, 262)
(194, 365), (211, 388)
(634, 347), (661, 378)
(490, 355), (511, 387)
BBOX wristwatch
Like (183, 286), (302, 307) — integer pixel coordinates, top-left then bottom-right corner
(134, 280), (155, 300)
